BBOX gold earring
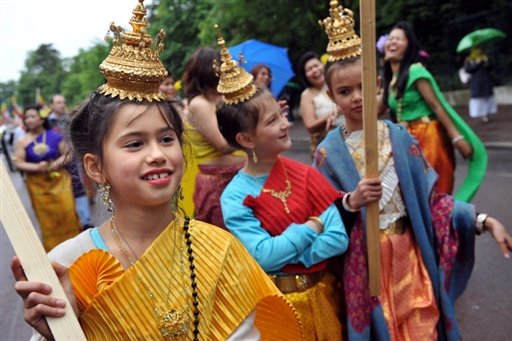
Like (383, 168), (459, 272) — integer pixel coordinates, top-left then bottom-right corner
(251, 150), (258, 163)
(178, 184), (184, 201)
(98, 183), (113, 212)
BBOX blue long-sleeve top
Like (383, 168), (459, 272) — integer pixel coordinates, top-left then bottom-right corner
(221, 170), (348, 274)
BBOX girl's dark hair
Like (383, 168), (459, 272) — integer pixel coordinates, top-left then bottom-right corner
(216, 87), (271, 149)
(182, 48), (221, 102)
(324, 56), (361, 91)
(23, 105), (50, 130)
(296, 51), (320, 88)
(69, 92), (184, 168)
(250, 64), (272, 88)
(383, 22), (421, 112)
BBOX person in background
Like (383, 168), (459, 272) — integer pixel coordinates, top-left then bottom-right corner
(251, 64), (272, 89)
(0, 109), (24, 172)
(181, 47), (246, 228)
(159, 73), (178, 101)
(315, 4), (512, 339)
(251, 63), (293, 123)
(297, 51), (343, 158)
(49, 94), (94, 229)
(14, 105), (81, 251)
(464, 46), (497, 123)
(11, 3), (303, 340)
(382, 22), (484, 197)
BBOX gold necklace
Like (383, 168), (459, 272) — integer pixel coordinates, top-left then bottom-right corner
(32, 130), (49, 157)
(110, 216), (198, 340)
(262, 159), (292, 214)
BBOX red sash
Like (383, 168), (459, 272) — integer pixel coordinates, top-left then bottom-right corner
(244, 156), (341, 273)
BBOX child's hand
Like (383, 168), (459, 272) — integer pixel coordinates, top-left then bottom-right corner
(11, 256), (77, 339)
(483, 217), (512, 258)
(350, 178), (382, 210)
(277, 99), (289, 116)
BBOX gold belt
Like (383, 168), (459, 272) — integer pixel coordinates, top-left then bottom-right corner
(381, 217), (407, 235)
(269, 271), (325, 294)
(400, 115), (431, 128)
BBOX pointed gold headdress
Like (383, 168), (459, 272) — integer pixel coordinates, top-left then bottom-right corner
(319, 0), (361, 62)
(214, 25), (257, 105)
(97, 0), (168, 102)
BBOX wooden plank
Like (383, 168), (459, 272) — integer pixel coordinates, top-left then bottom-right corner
(0, 161), (86, 339)
(359, 0), (381, 296)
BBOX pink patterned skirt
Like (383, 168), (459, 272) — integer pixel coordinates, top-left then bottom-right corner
(194, 162), (244, 229)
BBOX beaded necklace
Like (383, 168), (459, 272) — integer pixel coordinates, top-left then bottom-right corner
(389, 73), (404, 122)
(396, 98), (404, 122)
(110, 216), (199, 340)
(262, 159), (292, 214)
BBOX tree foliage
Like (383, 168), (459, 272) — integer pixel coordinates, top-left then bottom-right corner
(16, 44), (66, 107)
(0, 81), (17, 102)
(148, 0), (215, 79)
(2, 0), (511, 110)
(60, 44), (110, 106)
(200, 0), (329, 68)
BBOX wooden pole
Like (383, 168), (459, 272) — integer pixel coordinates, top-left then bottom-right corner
(359, 0), (381, 296)
(0, 161), (87, 340)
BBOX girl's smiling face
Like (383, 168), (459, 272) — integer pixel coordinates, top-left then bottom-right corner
(99, 103), (184, 210)
(251, 95), (292, 159)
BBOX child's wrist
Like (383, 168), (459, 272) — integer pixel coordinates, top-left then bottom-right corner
(342, 193), (360, 212)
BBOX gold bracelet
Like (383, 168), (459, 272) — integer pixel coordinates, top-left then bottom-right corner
(307, 216), (324, 231)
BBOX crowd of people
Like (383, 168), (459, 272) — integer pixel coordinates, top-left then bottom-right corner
(7, 0), (512, 340)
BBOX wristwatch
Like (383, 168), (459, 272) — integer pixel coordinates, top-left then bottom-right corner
(475, 213), (488, 235)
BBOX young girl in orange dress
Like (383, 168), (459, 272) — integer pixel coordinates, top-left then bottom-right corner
(11, 3), (304, 340)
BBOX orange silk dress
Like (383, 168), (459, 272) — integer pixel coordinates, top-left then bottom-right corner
(68, 218), (303, 340)
(347, 122), (440, 340)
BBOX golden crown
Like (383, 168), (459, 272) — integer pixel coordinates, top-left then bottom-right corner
(97, 0), (168, 102)
(319, 0), (361, 62)
(214, 25), (256, 105)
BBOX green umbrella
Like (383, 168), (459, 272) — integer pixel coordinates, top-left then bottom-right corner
(456, 28), (506, 53)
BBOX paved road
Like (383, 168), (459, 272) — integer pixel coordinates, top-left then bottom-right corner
(0, 169), (34, 340)
(1, 127), (511, 340)
(454, 148), (512, 341)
